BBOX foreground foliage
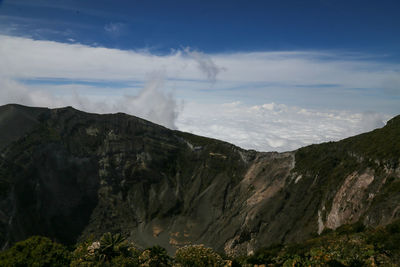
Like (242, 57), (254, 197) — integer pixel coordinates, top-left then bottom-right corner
(70, 233), (140, 267)
(175, 244), (227, 267)
(241, 220), (400, 266)
(1, 220), (400, 266)
(139, 245), (172, 267)
(0, 235), (71, 267)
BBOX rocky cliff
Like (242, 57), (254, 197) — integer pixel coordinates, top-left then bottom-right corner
(0, 104), (399, 256)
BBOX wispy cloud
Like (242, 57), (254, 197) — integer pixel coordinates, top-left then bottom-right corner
(184, 48), (224, 83)
(104, 22), (125, 36)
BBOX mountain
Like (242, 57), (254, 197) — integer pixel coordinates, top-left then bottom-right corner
(0, 104), (399, 256)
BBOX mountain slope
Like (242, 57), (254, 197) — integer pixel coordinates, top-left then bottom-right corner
(0, 104), (399, 256)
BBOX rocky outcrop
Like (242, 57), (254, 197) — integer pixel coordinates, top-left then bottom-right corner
(0, 104), (399, 256)
(325, 170), (375, 230)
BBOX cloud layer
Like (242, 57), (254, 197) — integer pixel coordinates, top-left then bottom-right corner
(176, 102), (389, 152)
(1, 35), (399, 92)
(0, 34), (398, 151)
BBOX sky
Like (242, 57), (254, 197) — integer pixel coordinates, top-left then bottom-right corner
(0, 0), (399, 152)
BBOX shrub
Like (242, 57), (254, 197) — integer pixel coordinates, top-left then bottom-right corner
(70, 233), (140, 267)
(98, 232), (128, 262)
(139, 245), (172, 267)
(174, 244), (226, 267)
(0, 235), (71, 267)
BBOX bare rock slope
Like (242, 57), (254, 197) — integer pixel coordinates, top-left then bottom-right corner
(0, 104), (399, 255)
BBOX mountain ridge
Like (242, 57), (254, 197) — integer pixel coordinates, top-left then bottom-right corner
(0, 104), (398, 256)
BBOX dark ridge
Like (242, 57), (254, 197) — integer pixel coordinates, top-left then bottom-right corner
(0, 104), (49, 150)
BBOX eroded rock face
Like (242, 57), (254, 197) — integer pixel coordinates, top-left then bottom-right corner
(325, 171), (374, 230)
(0, 104), (399, 256)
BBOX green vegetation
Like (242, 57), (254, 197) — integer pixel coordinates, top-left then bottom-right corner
(138, 245), (172, 267)
(240, 220), (400, 266)
(1, 220), (400, 266)
(0, 236), (71, 267)
(292, 116), (400, 223)
(175, 244), (227, 267)
(294, 115), (400, 178)
(341, 115), (400, 163)
(70, 233), (139, 267)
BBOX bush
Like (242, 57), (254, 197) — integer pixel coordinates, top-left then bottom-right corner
(367, 220), (400, 253)
(174, 244), (226, 267)
(244, 244), (283, 265)
(70, 233), (140, 267)
(139, 245), (172, 267)
(0, 236), (71, 267)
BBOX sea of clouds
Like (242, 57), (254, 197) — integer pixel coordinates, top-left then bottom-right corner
(176, 101), (388, 152)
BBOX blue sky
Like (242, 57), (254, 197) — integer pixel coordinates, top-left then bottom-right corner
(0, 0), (399, 151)
(1, 0), (400, 55)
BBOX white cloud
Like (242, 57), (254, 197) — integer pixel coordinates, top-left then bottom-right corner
(176, 102), (390, 152)
(1, 34), (399, 92)
(0, 34), (398, 151)
(116, 73), (179, 129)
(0, 35), (194, 81)
(0, 73), (179, 129)
(0, 76), (34, 105)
